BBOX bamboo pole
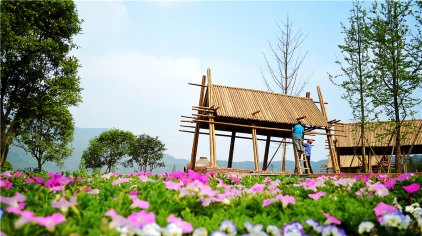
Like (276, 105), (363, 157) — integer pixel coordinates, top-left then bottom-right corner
(252, 127), (260, 171)
(179, 129), (292, 143)
(189, 75), (206, 170)
(207, 68), (217, 167)
(317, 86), (340, 174)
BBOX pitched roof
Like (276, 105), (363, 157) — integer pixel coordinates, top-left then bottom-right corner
(335, 119), (422, 148)
(209, 84), (328, 127)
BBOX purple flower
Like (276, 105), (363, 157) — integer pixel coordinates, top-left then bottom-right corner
(282, 222), (304, 236)
(305, 218), (321, 233)
(320, 225), (346, 236)
(219, 220), (237, 236)
(403, 183), (420, 194)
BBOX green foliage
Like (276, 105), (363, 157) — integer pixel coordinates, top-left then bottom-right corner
(15, 106), (74, 171)
(82, 129), (136, 172)
(0, 0), (82, 168)
(0, 160), (14, 171)
(125, 134), (166, 172)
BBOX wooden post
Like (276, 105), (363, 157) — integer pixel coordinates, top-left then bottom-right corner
(207, 68), (217, 167)
(228, 131), (236, 168)
(189, 75), (206, 170)
(317, 86), (340, 173)
(252, 127), (260, 171)
(262, 136), (270, 170)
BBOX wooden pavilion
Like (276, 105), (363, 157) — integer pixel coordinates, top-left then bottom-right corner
(333, 119), (422, 173)
(180, 68), (341, 174)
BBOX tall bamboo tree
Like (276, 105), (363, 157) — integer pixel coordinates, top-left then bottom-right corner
(368, 0), (421, 172)
(330, 1), (374, 172)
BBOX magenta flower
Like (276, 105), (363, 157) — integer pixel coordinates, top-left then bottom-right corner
(396, 173), (412, 181)
(26, 176), (44, 185)
(324, 213), (341, 225)
(49, 185), (65, 193)
(34, 213), (66, 232)
(127, 211), (155, 228)
(402, 183), (420, 194)
(129, 195), (149, 209)
(262, 199), (274, 207)
(384, 179), (396, 189)
(167, 214), (193, 233)
(308, 191), (326, 200)
(0, 179), (12, 189)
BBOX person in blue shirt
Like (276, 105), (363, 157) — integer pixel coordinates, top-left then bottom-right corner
(303, 139), (314, 173)
(293, 120), (305, 153)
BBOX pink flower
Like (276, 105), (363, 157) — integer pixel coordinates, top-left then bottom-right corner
(373, 202), (398, 222)
(164, 180), (183, 190)
(129, 195), (149, 209)
(112, 177), (130, 185)
(403, 183), (420, 194)
(52, 196), (78, 213)
(262, 199), (274, 207)
(34, 213), (66, 232)
(1, 192), (26, 211)
(14, 210), (36, 228)
(49, 185), (65, 193)
(275, 194), (296, 208)
(308, 191), (326, 200)
(127, 211), (155, 228)
(324, 213), (341, 225)
(396, 173), (412, 181)
(105, 209), (128, 229)
(167, 214), (193, 233)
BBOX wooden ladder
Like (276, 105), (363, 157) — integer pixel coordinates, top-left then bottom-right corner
(292, 129), (311, 174)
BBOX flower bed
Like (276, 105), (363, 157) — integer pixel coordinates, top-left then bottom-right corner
(0, 170), (421, 236)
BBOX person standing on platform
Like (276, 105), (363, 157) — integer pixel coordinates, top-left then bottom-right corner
(303, 139), (314, 173)
(293, 120), (305, 153)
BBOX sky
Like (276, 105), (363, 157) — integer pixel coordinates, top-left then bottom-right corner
(70, 0), (421, 166)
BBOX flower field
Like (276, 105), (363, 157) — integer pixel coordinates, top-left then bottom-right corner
(0, 170), (421, 236)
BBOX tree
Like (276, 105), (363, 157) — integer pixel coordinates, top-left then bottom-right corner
(261, 15), (311, 171)
(368, 0), (421, 172)
(0, 0), (82, 168)
(82, 129), (136, 172)
(329, 1), (374, 172)
(15, 106), (74, 171)
(125, 134), (166, 172)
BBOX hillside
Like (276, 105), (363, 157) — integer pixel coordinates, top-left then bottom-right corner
(7, 127), (328, 174)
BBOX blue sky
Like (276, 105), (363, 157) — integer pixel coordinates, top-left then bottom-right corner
(70, 1), (421, 165)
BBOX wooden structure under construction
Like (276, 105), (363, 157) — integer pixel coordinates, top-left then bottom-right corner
(180, 68), (342, 174)
(330, 119), (422, 173)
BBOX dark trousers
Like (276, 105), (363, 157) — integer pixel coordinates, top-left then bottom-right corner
(303, 155), (313, 174)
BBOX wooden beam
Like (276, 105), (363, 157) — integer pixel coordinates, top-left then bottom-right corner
(190, 75), (207, 171)
(228, 131), (236, 168)
(188, 82), (207, 87)
(207, 68), (217, 167)
(317, 86), (340, 174)
(183, 119), (292, 132)
(179, 129), (292, 143)
(252, 110), (261, 115)
(262, 136), (271, 170)
(252, 128), (260, 171)
(305, 131), (347, 137)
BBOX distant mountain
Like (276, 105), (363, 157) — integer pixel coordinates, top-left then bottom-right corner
(7, 127), (328, 174)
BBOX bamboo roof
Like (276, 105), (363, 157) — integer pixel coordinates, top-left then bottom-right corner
(208, 84), (328, 127)
(327, 155), (384, 168)
(334, 119), (422, 155)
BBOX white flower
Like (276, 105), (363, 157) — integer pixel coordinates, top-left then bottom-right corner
(219, 220), (237, 236)
(192, 227), (208, 236)
(141, 223), (162, 236)
(266, 225), (280, 236)
(405, 205), (415, 214)
(358, 221), (374, 234)
(162, 223), (183, 236)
